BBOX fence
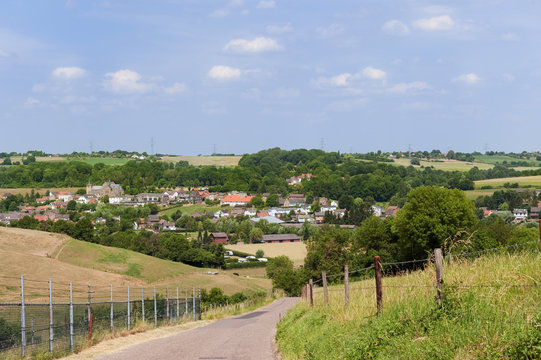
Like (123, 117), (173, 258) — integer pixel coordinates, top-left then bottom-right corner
(301, 238), (541, 316)
(0, 278), (201, 358)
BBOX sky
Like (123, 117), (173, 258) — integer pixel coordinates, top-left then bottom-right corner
(1, 0), (540, 155)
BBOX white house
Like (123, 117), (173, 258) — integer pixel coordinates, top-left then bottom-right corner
(513, 209), (528, 221)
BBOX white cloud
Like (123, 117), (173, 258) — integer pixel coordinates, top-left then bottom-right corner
(388, 81), (429, 94)
(266, 23), (293, 34)
(0, 49), (8, 57)
(104, 69), (154, 93)
(52, 67), (87, 80)
(413, 15), (454, 31)
(257, 1), (275, 9)
(316, 24), (345, 39)
(382, 20), (410, 36)
(208, 65), (243, 80)
(209, 9), (230, 18)
(361, 67), (386, 80)
(164, 82), (187, 94)
(224, 37), (282, 53)
(24, 97), (54, 108)
(228, 0), (243, 7)
(329, 73), (352, 86)
(452, 73), (480, 84)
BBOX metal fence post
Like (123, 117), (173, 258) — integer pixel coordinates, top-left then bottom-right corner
(21, 275), (26, 357)
(49, 279), (53, 353)
(127, 285), (131, 331)
(141, 286), (145, 323)
(185, 289), (188, 318)
(31, 318), (34, 345)
(154, 286), (157, 327)
(192, 288), (196, 320)
(110, 284), (114, 333)
(69, 282), (74, 352)
(176, 287), (179, 320)
(88, 284), (92, 336)
(166, 288), (170, 323)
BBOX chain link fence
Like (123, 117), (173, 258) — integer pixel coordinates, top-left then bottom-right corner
(0, 277), (201, 358)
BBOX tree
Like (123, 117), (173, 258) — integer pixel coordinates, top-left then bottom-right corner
(265, 194), (279, 207)
(67, 200), (77, 211)
(72, 217), (94, 242)
(248, 195), (264, 208)
(394, 186), (477, 260)
(266, 255), (305, 296)
(2, 157), (11, 165)
(338, 194), (354, 210)
(255, 249), (264, 258)
(304, 226), (352, 279)
(410, 158), (420, 165)
(249, 227), (263, 244)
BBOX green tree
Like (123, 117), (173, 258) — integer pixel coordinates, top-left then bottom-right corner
(249, 227), (263, 244)
(2, 157), (11, 165)
(265, 194), (279, 207)
(394, 186), (477, 260)
(67, 200), (77, 211)
(256, 249), (265, 258)
(304, 226), (352, 279)
(72, 217), (94, 242)
(248, 195), (265, 208)
(266, 255), (305, 296)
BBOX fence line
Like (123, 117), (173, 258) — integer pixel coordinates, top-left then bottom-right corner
(0, 279), (202, 358)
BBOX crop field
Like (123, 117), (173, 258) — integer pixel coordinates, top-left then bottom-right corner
(463, 189), (496, 200)
(66, 157), (131, 165)
(391, 158), (494, 171)
(0, 187), (83, 196)
(226, 242), (307, 265)
(474, 175), (541, 189)
(474, 154), (541, 167)
(160, 156), (241, 167)
(277, 248), (541, 359)
(0, 227), (270, 302)
(160, 204), (228, 217)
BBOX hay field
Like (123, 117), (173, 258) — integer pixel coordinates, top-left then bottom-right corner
(391, 158), (493, 171)
(0, 228), (270, 302)
(161, 156), (241, 167)
(0, 187), (83, 196)
(474, 175), (541, 189)
(226, 242), (307, 265)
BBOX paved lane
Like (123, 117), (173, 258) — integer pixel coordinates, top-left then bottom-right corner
(98, 297), (298, 360)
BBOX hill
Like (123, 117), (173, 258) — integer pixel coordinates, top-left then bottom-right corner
(276, 247), (541, 359)
(0, 227), (270, 302)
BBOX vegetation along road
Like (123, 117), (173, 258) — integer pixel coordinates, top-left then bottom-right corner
(98, 297), (298, 360)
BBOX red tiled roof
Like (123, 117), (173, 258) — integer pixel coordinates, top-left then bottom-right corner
(221, 194), (254, 203)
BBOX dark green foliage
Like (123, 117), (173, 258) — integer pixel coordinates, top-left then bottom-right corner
(0, 318), (19, 350)
(266, 255), (306, 296)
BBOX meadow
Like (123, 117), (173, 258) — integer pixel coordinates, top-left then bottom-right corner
(474, 154), (541, 167)
(277, 247), (541, 359)
(160, 156), (241, 167)
(390, 158), (494, 171)
(474, 175), (541, 189)
(226, 242), (307, 265)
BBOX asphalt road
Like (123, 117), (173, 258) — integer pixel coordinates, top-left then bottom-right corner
(98, 297), (299, 360)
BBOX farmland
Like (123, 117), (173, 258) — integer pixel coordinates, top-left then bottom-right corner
(390, 158), (494, 171)
(0, 187), (83, 196)
(159, 204), (229, 217)
(474, 175), (541, 189)
(0, 227), (271, 302)
(226, 242), (307, 265)
(160, 156), (241, 167)
(474, 154), (541, 167)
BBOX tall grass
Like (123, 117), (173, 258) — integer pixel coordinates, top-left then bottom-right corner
(277, 249), (541, 359)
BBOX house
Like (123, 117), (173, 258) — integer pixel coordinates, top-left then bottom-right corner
(287, 173), (312, 185)
(211, 232), (229, 244)
(288, 194), (306, 207)
(109, 195), (133, 205)
(333, 209), (346, 218)
(86, 181), (124, 198)
(33, 214), (48, 222)
(162, 221), (177, 231)
(385, 206), (398, 217)
(251, 215), (284, 224)
(513, 209), (528, 221)
(136, 193), (161, 204)
(530, 207), (540, 219)
(148, 214), (160, 223)
(220, 194), (254, 207)
(244, 207), (257, 217)
(56, 192), (74, 202)
(371, 205), (384, 217)
(229, 208), (246, 217)
(314, 211), (325, 223)
(262, 234), (301, 243)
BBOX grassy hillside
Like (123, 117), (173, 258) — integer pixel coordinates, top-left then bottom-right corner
(391, 158), (494, 171)
(276, 248), (541, 359)
(474, 175), (541, 190)
(0, 227), (270, 303)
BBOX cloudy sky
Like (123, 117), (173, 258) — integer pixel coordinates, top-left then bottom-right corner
(1, 0), (540, 155)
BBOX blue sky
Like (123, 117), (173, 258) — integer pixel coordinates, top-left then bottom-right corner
(1, 0), (540, 155)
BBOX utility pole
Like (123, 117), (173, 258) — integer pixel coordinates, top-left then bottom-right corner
(150, 137), (155, 156)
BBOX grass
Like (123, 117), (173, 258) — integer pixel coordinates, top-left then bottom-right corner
(390, 158), (494, 171)
(65, 157), (130, 165)
(159, 203), (228, 217)
(474, 175), (541, 189)
(475, 154), (541, 167)
(160, 156), (241, 167)
(463, 189), (497, 200)
(276, 249), (541, 359)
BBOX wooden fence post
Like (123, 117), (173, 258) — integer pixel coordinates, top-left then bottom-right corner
(344, 265), (349, 308)
(322, 271), (328, 306)
(434, 248), (444, 306)
(309, 279), (314, 307)
(374, 256), (382, 315)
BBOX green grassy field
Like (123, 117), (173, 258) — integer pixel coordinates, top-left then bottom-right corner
(276, 248), (541, 359)
(160, 204), (228, 217)
(475, 154), (541, 167)
(474, 175), (541, 189)
(463, 188), (497, 200)
(390, 158), (494, 171)
(66, 157), (131, 165)
(160, 156), (241, 167)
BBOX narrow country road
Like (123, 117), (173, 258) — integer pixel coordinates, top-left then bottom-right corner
(97, 297), (299, 360)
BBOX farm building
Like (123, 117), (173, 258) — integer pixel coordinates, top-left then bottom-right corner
(262, 234), (301, 243)
(211, 232), (229, 244)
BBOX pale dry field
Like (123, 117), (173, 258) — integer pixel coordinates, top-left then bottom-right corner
(391, 158), (494, 171)
(474, 175), (541, 189)
(0, 187), (83, 196)
(226, 242), (307, 265)
(161, 156), (241, 166)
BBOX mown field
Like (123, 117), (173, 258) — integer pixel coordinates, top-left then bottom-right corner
(0, 227), (270, 303)
(475, 154), (541, 167)
(277, 248), (541, 359)
(0, 187), (83, 196)
(226, 243), (307, 265)
(160, 156), (241, 167)
(474, 175), (541, 189)
(391, 158), (494, 171)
